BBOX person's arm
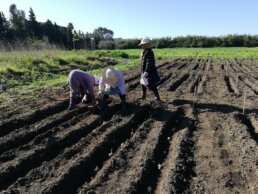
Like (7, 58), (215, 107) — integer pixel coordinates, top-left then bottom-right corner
(141, 51), (147, 73)
(98, 77), (105, 93)
(116, 70), (126, 95)
(144, 49), (156, 73)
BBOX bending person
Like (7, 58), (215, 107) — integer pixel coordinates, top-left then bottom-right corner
(67, 69), (99, 110)
(98, 66), (126, 114)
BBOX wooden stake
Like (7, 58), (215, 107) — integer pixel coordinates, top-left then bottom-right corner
(193, 86), (197, 109)
(243, 88), (247, 115)
(236, 73), (238, 89)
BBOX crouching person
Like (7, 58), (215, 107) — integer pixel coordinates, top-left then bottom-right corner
(67, 69), (99, 110)
(98, 66), (126, 114)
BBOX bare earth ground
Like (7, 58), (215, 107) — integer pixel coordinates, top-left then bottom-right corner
(0, 58), (258, 194)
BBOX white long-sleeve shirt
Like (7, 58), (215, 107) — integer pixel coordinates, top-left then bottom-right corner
(99, 69), (126, 95)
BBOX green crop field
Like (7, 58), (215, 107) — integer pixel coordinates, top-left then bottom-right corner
(0, 47), (258, 93)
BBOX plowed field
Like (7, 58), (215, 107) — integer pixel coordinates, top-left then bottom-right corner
(1, 58), (258, 194)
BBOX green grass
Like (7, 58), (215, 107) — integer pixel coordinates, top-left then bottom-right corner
(152, 47), (258, 59)
(1, 47), (258, 95)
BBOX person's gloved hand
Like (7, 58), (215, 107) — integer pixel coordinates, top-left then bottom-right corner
(97, 91), (105, 101)
(81, 95), (88, 103)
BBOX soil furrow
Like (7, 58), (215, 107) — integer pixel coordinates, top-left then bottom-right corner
(79, 105), (179, 194)
(240, 76), (258, 95)
(205, 59), (212, 71)
(1, 58), (258, 194)
(0, 107), (86, 154)
(157, 73), (172, 88)
(169, 74), (190, 91)
(177, 63), (187, 70)
(248, 114), (258, 134)
(0, 100), (68, 137)
(154, 106), (195, 194)
(189, 111), (258, 193)
(224, 75), (234, 94)
(237, 59), (253, 73)
(175, 72), (197, 93)
(3, 105), (150, 194)
(78, 112), (160, 194)
(33, 106), (152, 194)
(133, 107), (189, 194)
(236, 114), (258, 144)
(189, 74), (200, 93)
(196, 75), (208, 94)
(228, 61), (239, 72)
(201, 61), (207, 71)
(165, 62), (179, 70)
(224, 75), (240, 97)
(0, 109), (92, 164)
(0, 106), (119, 190)
(192, 63), (199, 70)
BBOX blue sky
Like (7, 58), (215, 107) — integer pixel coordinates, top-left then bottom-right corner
(1, 0), (258, 38)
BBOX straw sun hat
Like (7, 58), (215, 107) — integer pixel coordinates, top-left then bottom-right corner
(102, 66), (119, 86)
(138, 38), (151, 46)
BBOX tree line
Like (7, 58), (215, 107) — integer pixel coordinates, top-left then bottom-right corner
(152, 35), (258, 48)
(0, 4), (258, 50)
(0, 4), (116, 50)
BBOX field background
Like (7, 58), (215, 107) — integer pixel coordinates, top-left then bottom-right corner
(1, 51), (258, 193)
(1, 48), (258, 193)
(1, 47), (258, 107)
(1, 47), (258, 87)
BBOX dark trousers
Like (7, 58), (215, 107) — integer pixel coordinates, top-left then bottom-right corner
(101, 93), (126, 112)
(141, 85), (161, 101)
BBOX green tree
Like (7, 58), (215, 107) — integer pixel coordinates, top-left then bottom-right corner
(0, 12), (9, 40)
(27, 7), (40, 38)
(83, 32), (92, 50)
(42, 19), (55, 43)
(9, 4), (27, 39)
(72, 32), (80, 49)
(153, 37), (172, 48)
(92, 27), (114, 48)
(66, 22), (74, 49)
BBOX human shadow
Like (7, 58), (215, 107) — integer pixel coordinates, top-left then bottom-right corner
(171, 99), (258, 115)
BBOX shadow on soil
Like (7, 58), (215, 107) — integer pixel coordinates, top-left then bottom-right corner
(171, 99), (258, 115)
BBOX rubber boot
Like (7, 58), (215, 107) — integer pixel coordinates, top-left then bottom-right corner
(151, 87), (162, 103)
(137, 85), (147, 100)
(119, 94), (127, 114)
(100, 94), (109, 112)
(68, 97), (76, 110)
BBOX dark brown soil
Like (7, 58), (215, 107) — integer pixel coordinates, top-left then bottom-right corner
(1, 58), (258, 194)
